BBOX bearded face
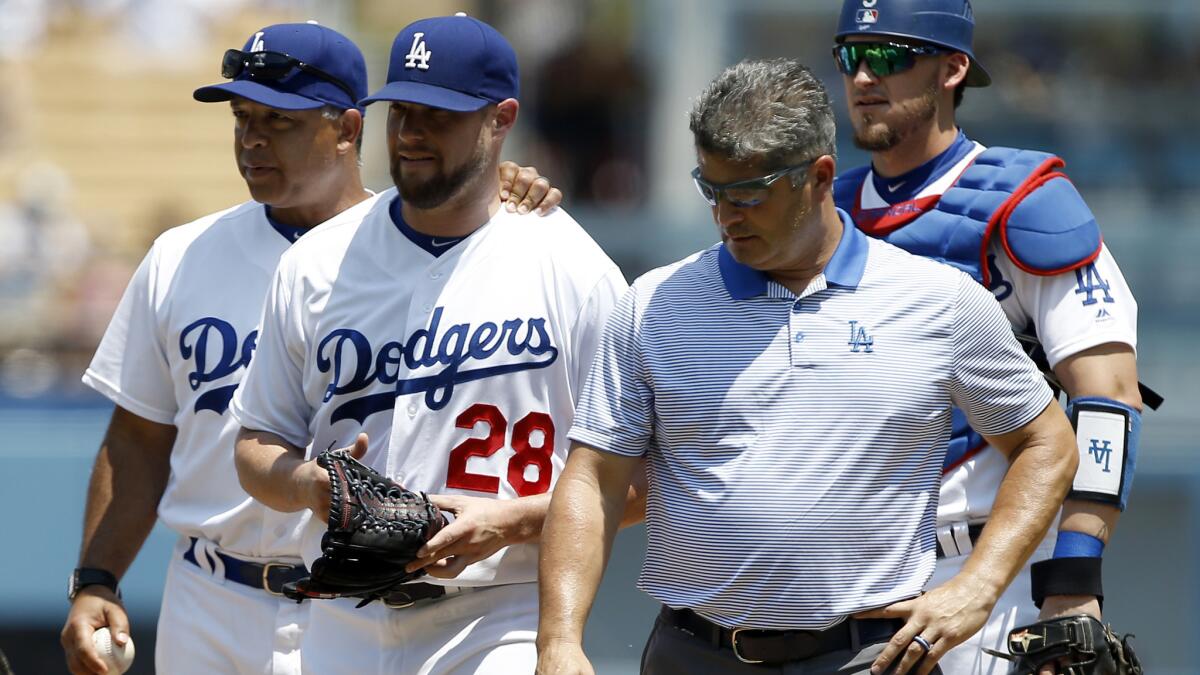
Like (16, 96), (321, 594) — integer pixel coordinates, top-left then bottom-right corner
(852, 79), (939, 152)
(392, 135), (489, 209)
(385, 102), (494, 210)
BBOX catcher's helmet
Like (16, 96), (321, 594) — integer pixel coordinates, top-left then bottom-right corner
(835, 0), (990, 87)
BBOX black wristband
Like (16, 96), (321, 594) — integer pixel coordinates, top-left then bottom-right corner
(1029, 557), (1103, 609)
(68, 567), (120, 601)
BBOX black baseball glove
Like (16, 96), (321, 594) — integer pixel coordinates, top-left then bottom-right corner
(283, 448), (446, 607)
(987, 615), (1142, 675)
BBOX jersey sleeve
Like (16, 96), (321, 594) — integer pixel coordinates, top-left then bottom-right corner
(229, 259), (314, 449)
(992, 243), (1137, 369)
(82, 246), (177, 425)
(567, 266), (629, 404)
(948, 272), (1054, 437)
(567, 283), (654, 457)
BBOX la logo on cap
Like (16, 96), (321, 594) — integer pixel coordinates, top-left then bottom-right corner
(249, 31), (265, 52)
(405, 32), (431, 70)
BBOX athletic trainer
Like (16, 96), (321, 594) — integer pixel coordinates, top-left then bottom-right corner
(536, 58), (1077, 675)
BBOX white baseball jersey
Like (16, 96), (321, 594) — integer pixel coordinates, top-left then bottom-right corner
(883, 144), (1140, 525)
(847, 137), (1141, 675)
(85, 198), (374, 558)
(930, 250), (1139, 671)
(940, 241), (1138, 524)
(230, 187), (626, 585)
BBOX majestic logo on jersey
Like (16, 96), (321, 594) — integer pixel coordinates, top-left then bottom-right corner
(249, 31), (266, 53)
(318, 307), (558, 424)
(1074, 264), (1114, 306)
(848, 320), (874, 353)
(405, 32), (432, 70)
(1087, 439), (1113, 472)
(179, 317), (258, 414)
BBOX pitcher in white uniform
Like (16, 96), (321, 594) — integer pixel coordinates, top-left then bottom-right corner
(231, 15), (629, 675)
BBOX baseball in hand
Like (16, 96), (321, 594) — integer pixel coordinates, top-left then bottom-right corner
(92, 627), (135, 674)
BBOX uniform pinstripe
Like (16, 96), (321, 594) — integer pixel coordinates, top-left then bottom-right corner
(569, 213), (1053, 630)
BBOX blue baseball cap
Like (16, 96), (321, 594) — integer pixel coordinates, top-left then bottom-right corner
(193, 22), (368, 111)
(835, 0), (991, 87)
(360, 14), (519, 111)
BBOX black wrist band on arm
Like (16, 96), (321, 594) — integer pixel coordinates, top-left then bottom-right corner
(1030, 557), (1103, 609)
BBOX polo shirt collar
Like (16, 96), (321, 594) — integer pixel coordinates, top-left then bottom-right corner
(823, 208), (870, 288)
(717, 242), (768, 299)
(718, 208), (870, 299)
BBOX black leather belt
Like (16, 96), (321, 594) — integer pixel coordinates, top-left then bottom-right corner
(659, 607), (903, 665)
(935, 523), (985, 559)
(183, 537), (307, 596)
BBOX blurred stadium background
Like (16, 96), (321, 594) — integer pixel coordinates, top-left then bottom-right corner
(0, 0), (1196, 672)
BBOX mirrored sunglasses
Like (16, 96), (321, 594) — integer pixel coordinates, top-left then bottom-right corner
(832, 42), (945, 78)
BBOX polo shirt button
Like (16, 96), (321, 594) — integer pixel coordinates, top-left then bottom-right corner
(792, 300), (804, 313)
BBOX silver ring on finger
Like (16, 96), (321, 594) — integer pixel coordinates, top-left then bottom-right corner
(912, 635), (932, 652)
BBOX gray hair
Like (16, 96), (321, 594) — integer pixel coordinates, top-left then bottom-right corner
(321, 104), (364, 160)
(689, 59), (836, 172)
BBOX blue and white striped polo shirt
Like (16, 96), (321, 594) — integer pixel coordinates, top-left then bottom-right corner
(569, 210), (1053, 630)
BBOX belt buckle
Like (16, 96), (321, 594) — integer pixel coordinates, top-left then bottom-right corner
(260, 562), (290, 596)
(383, 591), (415, 609)
(730, 628), (765, 665)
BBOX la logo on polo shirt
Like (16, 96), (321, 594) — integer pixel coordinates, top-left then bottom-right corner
(848, 320), (874, 353)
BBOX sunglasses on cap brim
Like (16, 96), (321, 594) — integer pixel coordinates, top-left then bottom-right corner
(221, 49), (357, 103)
(832, 41), (946, 78)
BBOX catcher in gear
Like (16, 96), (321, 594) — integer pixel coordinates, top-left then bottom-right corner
(284, 445), (446, 607)
(984, 615), (1142, 675)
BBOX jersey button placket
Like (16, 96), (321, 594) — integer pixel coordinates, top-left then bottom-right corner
(422, 261), (446, 313)
(789, 298), (814, 368)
